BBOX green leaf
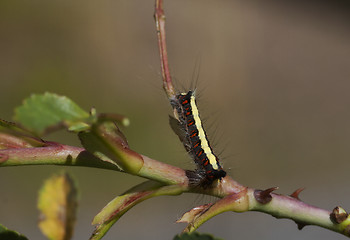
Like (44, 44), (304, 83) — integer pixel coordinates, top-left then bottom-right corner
(14, 92), (91, 135)
(38, 172), (78, 240)
(0, 224), (29, 240)
(173, 232), (223, 240)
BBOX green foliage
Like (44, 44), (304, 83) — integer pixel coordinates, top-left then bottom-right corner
(173, 232), (223, 240)
(0, 224), (28, 240)
(14, 92), (92, 135)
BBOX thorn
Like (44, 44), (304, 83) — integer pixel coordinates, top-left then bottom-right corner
(290, 187), (305, 200)
(254, 187), (279, 204)
(295, 221), (307, 230)
(297, 223), (305, 230)
(330, 206), (349, 224)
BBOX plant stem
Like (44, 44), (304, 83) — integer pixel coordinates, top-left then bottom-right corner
(155, 0), (176, 99)
(0, 144), (119, 170)
(0, 142), (189, 186)
(247, 189), (345, 236)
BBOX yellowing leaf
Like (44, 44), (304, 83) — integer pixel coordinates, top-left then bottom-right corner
(38, 173), (78, 240)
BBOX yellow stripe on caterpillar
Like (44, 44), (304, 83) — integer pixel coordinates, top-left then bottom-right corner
(189, 94), (219, 170)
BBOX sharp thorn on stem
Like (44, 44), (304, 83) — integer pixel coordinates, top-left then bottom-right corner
(254, 187), (279, 204)
(290, 187), (305, 200)
(295, 221), (308, 230)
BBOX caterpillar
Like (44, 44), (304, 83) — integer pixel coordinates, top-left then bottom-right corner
(170, 90), (226, 187)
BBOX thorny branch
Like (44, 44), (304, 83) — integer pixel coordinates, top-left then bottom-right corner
(153, 0), (350, 238)
(0, 0), (349, 239)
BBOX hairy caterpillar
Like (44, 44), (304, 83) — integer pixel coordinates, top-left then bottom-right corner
(170, 90), (226, 187)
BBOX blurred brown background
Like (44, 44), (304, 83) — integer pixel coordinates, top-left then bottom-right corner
(1, 0), (350, 239)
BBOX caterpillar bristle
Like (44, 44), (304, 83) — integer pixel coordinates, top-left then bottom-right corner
(170, 90), (226, 188)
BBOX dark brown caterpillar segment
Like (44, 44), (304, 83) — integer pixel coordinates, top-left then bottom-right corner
(170, 90), (226, 187)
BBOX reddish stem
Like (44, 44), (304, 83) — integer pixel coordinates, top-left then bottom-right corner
(154, 0), (176, 99)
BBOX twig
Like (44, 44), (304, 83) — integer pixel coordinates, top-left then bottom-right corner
(0, 142), (189, 186)
(152, 0), (350, 238)
(0, 1), (349, 238)
(154, 0), (176, 99)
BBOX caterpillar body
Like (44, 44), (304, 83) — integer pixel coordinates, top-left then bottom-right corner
(170, 90), (226, 187)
